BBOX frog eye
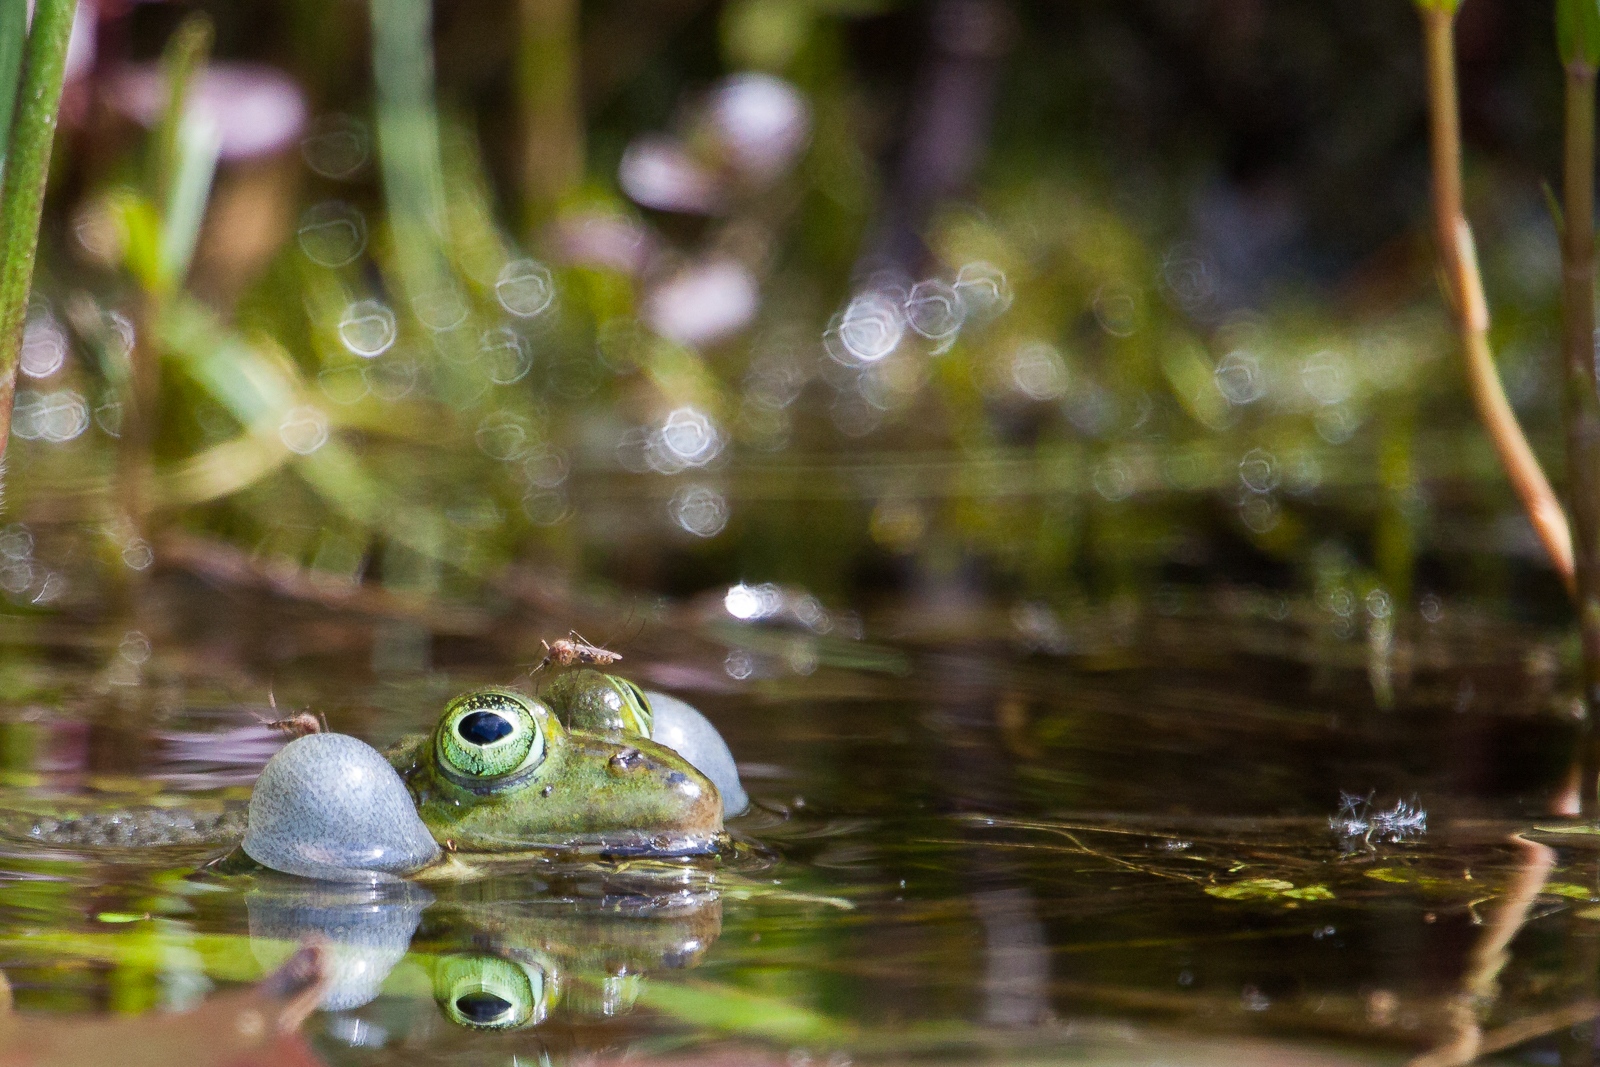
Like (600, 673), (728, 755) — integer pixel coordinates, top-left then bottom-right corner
(600, 674), (654, 735)
(438, 689), (545, 778)
(621, 679), (654, 733)
(436, 955), (549, 1030)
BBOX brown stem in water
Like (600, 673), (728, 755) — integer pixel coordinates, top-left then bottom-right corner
(1420, 6), (1576, 594)
(1563, 58), (1600, 814)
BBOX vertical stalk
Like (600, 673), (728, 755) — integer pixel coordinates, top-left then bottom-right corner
(1563, 57), (1600, 814)
(371, 0), (450, 305)
(0, 0), (27, 168)
(0, 0), (78, 464)
(517, 0), (582, 229)
(1419, 5), (1576, 593)
(121, 14), (215, 536)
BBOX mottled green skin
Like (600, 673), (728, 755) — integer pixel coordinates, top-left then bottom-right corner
(543, 669), (653, 736)
(385, 687), (723, 855)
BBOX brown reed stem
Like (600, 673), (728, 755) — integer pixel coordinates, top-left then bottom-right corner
(1562, 55), (1600, 814)
(1420, 5), (1576, 595)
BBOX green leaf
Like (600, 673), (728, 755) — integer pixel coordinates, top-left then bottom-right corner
(1282, 885), (1336, 901)
(1542, 881), (1598, 900)
(156, 110), (220, 289)
(1412, 0), (1462, 13)
(1206, 878), (1334, 903)
(1365, 867), (1458, 890)
(151, 13), (211, 207)
(1559, 0), (1600, 68)
(641, 978), (848, 1043)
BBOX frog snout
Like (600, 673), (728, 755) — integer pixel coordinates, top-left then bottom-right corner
(597, 738), (724, 834)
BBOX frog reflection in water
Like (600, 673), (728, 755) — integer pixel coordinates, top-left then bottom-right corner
(246, 869), (724, 1030)
(429, 893), (723, 1030)
(240, 676), (749, 881)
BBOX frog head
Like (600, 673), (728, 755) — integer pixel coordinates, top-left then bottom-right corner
(387, 687), (725, 857)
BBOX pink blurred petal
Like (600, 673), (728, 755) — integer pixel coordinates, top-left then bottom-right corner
(109, 62), (308, 159)
(64, 1), (96, 83)
(619, 134), (723, 214)
(645, 259), (759, 348)
(549, 211), (654, 275)
(707, 73), (810, 182)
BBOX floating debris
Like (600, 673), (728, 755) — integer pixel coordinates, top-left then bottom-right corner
(1329, 791), (1427, 846)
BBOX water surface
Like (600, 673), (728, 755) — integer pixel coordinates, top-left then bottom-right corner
(0, 585), (1585, 1067)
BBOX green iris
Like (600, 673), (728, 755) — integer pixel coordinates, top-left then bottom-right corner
(437, 688), (545, 778)
(435, 954), (549, 1030)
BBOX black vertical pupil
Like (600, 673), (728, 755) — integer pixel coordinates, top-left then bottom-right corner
(459, 711), (514, 745)
(456, 990), (513, 1024)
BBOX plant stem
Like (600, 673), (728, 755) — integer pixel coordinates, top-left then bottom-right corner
(0, 0), (27, 170)
(371, 0), (450, 305)
(1562, 58), (1600, 813)
(0, 0), (78, 465)
(517, 0), (582, 229)
(1419, 5), (1576, 593)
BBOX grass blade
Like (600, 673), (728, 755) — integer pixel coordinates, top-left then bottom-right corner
(0, 0), (26, 171)
(0, 0), (79, 462)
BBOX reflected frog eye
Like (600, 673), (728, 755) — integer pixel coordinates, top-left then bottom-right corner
(438, 689), (545, 778)
(436, 955), (549, 1030)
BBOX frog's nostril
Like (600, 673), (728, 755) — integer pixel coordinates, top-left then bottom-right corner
(609, 747), (645, 773)
(459, 711), (513, 745)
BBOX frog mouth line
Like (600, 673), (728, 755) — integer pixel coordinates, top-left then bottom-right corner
(436, 829), (730, 859)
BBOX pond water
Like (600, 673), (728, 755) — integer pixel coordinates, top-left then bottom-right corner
(0, 579), (1589, 1067)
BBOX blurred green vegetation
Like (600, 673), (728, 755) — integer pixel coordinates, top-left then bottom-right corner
(0, 0), (1581, 627)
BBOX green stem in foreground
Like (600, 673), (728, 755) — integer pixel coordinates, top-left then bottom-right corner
(1418, 5), (1576, 593)
(0, 0), (78, 464)
(0, 0), (27, 169)
(1561, 59), (1600, 813)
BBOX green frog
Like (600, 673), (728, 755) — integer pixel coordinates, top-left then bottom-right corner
(18, 676), (749, 884)
(240, 683), (741, 882)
